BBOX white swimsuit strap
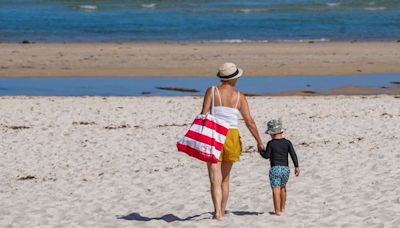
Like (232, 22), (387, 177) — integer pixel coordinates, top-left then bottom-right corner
(235, 91), (240, 109)
(215, 87), (223, 106)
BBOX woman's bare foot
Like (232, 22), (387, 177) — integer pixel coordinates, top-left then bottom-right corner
(275, 211), (282, 216)
(212, 214), (224, 221)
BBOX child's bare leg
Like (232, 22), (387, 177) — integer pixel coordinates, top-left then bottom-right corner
(280, 186), (287, 212)
(272, 188), (282, 216)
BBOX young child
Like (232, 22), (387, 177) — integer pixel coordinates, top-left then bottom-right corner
(260, 119), (300, 216)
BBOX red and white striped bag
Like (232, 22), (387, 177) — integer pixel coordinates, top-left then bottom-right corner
(176, 87), (230, 163)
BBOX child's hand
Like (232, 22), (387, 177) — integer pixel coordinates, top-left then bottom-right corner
(295, 167), (300, 176)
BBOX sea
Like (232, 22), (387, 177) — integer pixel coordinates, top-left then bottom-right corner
(1, 0), (400, 96)
(0, 0), (400, 42)
(0, 75), (399, 96)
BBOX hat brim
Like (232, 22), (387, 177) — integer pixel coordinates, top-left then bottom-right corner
(265, 129), (284, 134)
(218, 68), (243, 81)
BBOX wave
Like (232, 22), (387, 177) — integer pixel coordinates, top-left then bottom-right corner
(276, 38), (330, 43)
(72, 1), (397, 13)
(206, 39), (269, 43)
(140, 3), (157, 9)
(79, 5), (97, 10)
(189, 1), (395, 15)
(239, 9), (252, 13)
(326, 3), (340, 7)
(204, 38), (330, 43)
(236, 8), (271, 14)
(364, 7), (386, 11)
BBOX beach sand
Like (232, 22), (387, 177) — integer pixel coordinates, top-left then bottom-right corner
(1, 41), (400, 77)
(1, 95), (400, 227)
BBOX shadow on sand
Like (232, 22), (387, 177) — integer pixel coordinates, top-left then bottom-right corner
(117, 211), (263, 223)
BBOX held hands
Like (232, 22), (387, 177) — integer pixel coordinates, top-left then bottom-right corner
(257, 142), (265, 153)
(295, 167), (300, 176)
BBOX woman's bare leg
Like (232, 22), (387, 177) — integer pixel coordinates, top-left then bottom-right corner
(272, 187), (282, 216)
(207, 162), (223, 220)
(221, 162), (233, 216)
(280, 186), (287, 212)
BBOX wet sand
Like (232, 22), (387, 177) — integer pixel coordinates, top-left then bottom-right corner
(1, 41), (400, 77)
(271, 85), (400, 96)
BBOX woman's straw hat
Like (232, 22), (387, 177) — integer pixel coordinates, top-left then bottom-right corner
(217, 62), (243, 81)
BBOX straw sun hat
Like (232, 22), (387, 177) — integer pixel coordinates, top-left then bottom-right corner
(216, 62), (243, 81)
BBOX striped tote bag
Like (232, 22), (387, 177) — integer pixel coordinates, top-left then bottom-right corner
(176, 87), (230, 163)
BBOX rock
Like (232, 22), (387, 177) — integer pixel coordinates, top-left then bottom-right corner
(104, 124), (130, 129)
(156, 87), (199, 93)
(157, 123), (188, 127)
(17, 175), (36, 180)
(6, 125), (30, 130)
(302, 90), (317, 94)
(72, 121), (96, 125)
(300, 142), (310, 147)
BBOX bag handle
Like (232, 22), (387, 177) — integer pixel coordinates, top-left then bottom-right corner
(211, 86), (215, 114)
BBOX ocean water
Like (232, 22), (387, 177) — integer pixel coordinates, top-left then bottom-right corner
(0, 74), (399, 96)
(0, 0), (400, 42)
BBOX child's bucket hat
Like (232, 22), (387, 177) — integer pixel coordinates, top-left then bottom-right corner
(266, 119), (284, 134)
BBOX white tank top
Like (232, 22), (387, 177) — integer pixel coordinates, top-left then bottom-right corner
(211, 87), (241, 129)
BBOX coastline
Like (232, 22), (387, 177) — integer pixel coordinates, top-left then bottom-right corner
(1, 41), (400, 77)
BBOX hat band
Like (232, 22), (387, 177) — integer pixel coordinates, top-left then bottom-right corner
(218, 69), (239, 79)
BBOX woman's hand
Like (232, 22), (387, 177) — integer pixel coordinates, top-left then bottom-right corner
(257, 142), (265, 153)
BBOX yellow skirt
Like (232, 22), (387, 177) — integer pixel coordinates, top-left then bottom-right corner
(220, 128), (242, 163)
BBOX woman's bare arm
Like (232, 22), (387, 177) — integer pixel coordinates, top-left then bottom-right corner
(200, 87), (213, 114)
(238, 94), (264, 152)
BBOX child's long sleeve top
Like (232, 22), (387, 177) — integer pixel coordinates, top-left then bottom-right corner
(260, 138), (299, 168)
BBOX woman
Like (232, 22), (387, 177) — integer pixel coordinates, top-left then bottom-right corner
(200, 62), (264, 220)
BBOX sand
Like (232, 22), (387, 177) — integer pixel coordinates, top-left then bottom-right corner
(1, 41), (400, 77)
(1, 95), (400, 227)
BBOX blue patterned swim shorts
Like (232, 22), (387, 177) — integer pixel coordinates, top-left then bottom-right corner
(269, 166), (290, 188)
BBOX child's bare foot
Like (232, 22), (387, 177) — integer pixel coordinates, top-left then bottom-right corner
(275, 211), (282, 216)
